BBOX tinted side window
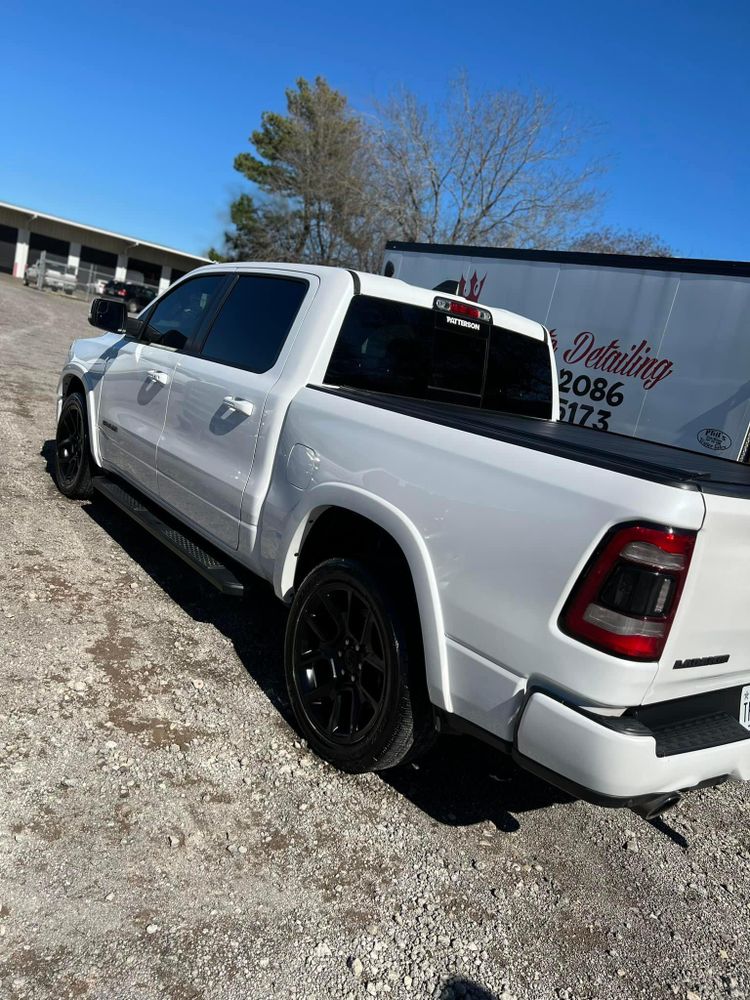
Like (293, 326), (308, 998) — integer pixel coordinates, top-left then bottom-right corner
(325, 297), (431, 398)
(143, 274), (226, 351)
(484, 329), (553, 418)
(325, 295), (552, 418)
(200, 275), (308, 373)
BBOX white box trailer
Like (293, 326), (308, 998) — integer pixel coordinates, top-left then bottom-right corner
(383, 242), (750, 461)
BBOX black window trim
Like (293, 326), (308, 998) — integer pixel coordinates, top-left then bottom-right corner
(136, 271), (234, 355)
(192, 272), (312, 375)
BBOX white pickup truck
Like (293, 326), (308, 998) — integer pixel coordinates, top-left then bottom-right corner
(54, 263), (750, 820)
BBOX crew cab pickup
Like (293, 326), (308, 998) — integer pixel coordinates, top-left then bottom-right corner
(54, 263), (750, 819)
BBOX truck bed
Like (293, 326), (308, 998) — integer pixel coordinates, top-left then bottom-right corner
(314, 385), (750, 498)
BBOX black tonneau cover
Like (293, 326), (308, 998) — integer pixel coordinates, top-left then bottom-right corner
(314, 385), (750, 499)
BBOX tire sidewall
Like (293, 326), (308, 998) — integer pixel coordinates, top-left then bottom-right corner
(284, 557), (419, 773)
(54, 392), (93, 499)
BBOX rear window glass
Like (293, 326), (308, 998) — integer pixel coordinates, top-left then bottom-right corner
(325, 295), (552, 418)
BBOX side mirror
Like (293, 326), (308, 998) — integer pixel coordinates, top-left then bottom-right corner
(89, 297), (127, 333)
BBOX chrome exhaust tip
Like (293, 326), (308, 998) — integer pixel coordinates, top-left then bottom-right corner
(631, 792), (682, 821)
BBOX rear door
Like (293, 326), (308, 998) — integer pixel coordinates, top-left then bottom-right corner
(97, 272), (229, 496)
(156, 271), (313, 548)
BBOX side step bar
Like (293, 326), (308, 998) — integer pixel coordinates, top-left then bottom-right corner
(93, 477), (245, 597)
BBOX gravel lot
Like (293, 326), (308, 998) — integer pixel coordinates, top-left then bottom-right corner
(0, 274), (748, 1000)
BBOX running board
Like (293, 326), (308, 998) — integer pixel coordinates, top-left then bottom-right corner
(93, 477), (245, 596)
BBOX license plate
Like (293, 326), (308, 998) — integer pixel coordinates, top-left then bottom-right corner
(741, 686), (750, 732)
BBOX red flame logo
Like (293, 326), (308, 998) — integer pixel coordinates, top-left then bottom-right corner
(457, 271), (487, 302)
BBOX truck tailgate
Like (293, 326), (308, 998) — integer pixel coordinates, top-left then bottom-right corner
(646, 489), (750, 703)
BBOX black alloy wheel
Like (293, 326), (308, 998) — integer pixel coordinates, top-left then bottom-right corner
(285, 557), (434, 772)
(293, 579), (389, 744)
(54, 392), (94, 500)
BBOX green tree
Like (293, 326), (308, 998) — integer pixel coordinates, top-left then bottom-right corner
(218, 77), (378, 267)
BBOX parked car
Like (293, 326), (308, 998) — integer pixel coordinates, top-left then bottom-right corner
(53, 263), (750, 820)
(86, 278), (108, 296)
(24, 262), (76, 294)
(102, 279), (157, 313)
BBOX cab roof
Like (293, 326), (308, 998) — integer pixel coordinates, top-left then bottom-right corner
(191, 262), (546, 342)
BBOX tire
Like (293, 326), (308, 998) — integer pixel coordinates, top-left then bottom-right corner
(284, 557), (434, 773)
(127, 300), (139, 313)
(54, 391), (95, 500)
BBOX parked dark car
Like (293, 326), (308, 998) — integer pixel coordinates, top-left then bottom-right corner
(103, 280), (158, 314)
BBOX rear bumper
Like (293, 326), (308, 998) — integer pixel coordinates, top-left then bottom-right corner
(515, 689), (750, 805)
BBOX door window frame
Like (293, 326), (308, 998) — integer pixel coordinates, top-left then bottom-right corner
(136, 272), (234, 354)
(191, 271), (312, 375)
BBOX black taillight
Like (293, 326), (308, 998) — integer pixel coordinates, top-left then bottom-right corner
(560, 524), (696, 661)
(599, 563), (676, 618)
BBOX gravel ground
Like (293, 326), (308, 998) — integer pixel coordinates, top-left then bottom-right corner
(0, 274), (749, 1000)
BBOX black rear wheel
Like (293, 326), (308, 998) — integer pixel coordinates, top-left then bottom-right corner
(284, 557), (434, 772)
(54, 391), (94, 500)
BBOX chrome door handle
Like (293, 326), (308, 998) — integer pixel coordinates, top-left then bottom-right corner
(146, 369), (169, 385)
(223, 396), (255, 417)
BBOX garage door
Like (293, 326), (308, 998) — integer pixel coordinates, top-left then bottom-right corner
(0, 224), (16, 274)
(78, 245), (117, 287)
(28, 232), (70, 269)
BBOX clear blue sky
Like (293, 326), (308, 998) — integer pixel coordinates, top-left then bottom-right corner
(2, 0), (748, 260)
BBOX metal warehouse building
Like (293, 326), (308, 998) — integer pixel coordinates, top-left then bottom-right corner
(0, 200), (207, 292)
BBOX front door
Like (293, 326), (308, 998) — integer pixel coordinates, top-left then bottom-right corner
(156, 272), (312, 548)
(97, 272), (229, 496)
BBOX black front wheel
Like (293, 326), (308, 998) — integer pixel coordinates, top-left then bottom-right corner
(54, 391), (94, 500)
(284, 557), (434, 773)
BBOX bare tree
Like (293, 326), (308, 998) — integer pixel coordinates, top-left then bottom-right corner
(214, 74), (673, 268)
(566, 226), (674, 256)
(372, 76), (602, 248)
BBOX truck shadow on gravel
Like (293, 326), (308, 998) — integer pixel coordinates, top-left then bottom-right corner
(437, 979), (500, 1000)
(40, 441), (571, 833)
(383, 738), (569, 833)
(84, 496), (565, 831)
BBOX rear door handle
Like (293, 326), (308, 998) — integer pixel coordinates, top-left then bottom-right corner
(223, 396), (255, 417)
(146, 369), (169, 385)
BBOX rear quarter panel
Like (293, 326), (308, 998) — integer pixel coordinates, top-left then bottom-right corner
(261, 387), (706, 735)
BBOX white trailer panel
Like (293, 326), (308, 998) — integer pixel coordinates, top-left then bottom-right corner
(384, 244), (750, 461)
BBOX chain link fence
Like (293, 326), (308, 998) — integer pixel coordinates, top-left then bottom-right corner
(24, 251), (160, 303)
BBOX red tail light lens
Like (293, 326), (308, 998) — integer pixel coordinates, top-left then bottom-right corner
(560, 524), (696, 661)
(451, 301), (481, 319)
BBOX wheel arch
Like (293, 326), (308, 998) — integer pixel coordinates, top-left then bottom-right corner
(59, 367), (102, 467)
(276, 484), (450, 712)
